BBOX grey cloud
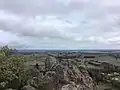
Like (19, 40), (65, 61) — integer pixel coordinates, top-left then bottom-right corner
(0, 12), (120, 48)
(0, 0), (120, 19)
(0, 16), (73, 41)
(0, 41), (31, 49)
(0, 0), (99, 16)
(0, 0), (73, 15)
(0, 0), (120, 49)
(8, 41), (32, 49)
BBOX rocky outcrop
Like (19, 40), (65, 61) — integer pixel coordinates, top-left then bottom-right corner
(20, 56), (97, 90)
(45, 56), (57, 71)
(44, 58), (97, 90)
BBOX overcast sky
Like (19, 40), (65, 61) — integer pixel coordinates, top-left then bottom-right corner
(0, 0), (120, 49)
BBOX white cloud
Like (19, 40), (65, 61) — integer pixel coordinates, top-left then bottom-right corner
(0, 0), (120, 49)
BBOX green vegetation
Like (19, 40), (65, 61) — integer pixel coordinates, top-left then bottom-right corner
(0, 45), (50, 90)
(0, 45), (120, 90)
(0, 45), (25, 89)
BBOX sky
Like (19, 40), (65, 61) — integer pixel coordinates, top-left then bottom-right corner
(0, 0), (120, 49)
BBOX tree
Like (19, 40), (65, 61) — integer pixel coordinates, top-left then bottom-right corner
(0, 46), (25, 89)
(0, 45), (17, 57)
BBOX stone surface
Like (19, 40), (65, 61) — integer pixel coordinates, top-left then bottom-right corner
(44, 58), (97, 90)
(21, 85), (36, 90)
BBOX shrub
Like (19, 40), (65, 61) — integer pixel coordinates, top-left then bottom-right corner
(0, 46), (25, 89)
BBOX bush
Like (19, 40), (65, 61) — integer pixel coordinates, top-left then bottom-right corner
(0, 46), (25, 89)
(0, 45), (50, 90)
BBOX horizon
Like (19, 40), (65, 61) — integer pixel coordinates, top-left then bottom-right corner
(16, 49), (120, 52)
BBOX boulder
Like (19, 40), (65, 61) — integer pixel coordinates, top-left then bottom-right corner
(62, 84), (77, 90)
(21, 85), (36, 90)
(45, 56), (57, 71)
(5, 89), (16, 90)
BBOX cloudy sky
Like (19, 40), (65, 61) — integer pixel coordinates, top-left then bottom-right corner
(0, 0), (120, 49)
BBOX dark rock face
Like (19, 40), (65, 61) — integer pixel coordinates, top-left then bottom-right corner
(88, 68), (103, 82)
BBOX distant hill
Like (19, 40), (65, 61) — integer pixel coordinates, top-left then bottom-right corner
(17, 49), (120, 54)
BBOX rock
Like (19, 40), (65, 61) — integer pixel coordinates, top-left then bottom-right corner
(21, 85), (36, 90)
(45, 71), (60, 90)
(5, 89), (16, 90)
(62, 84), (77, 90)
(55, 64), (64, 80)
(110, 77), (120, 88)
(45, 59), (97, 90)
(45, 56), (57, 71)
(27, 77), (38, 88)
